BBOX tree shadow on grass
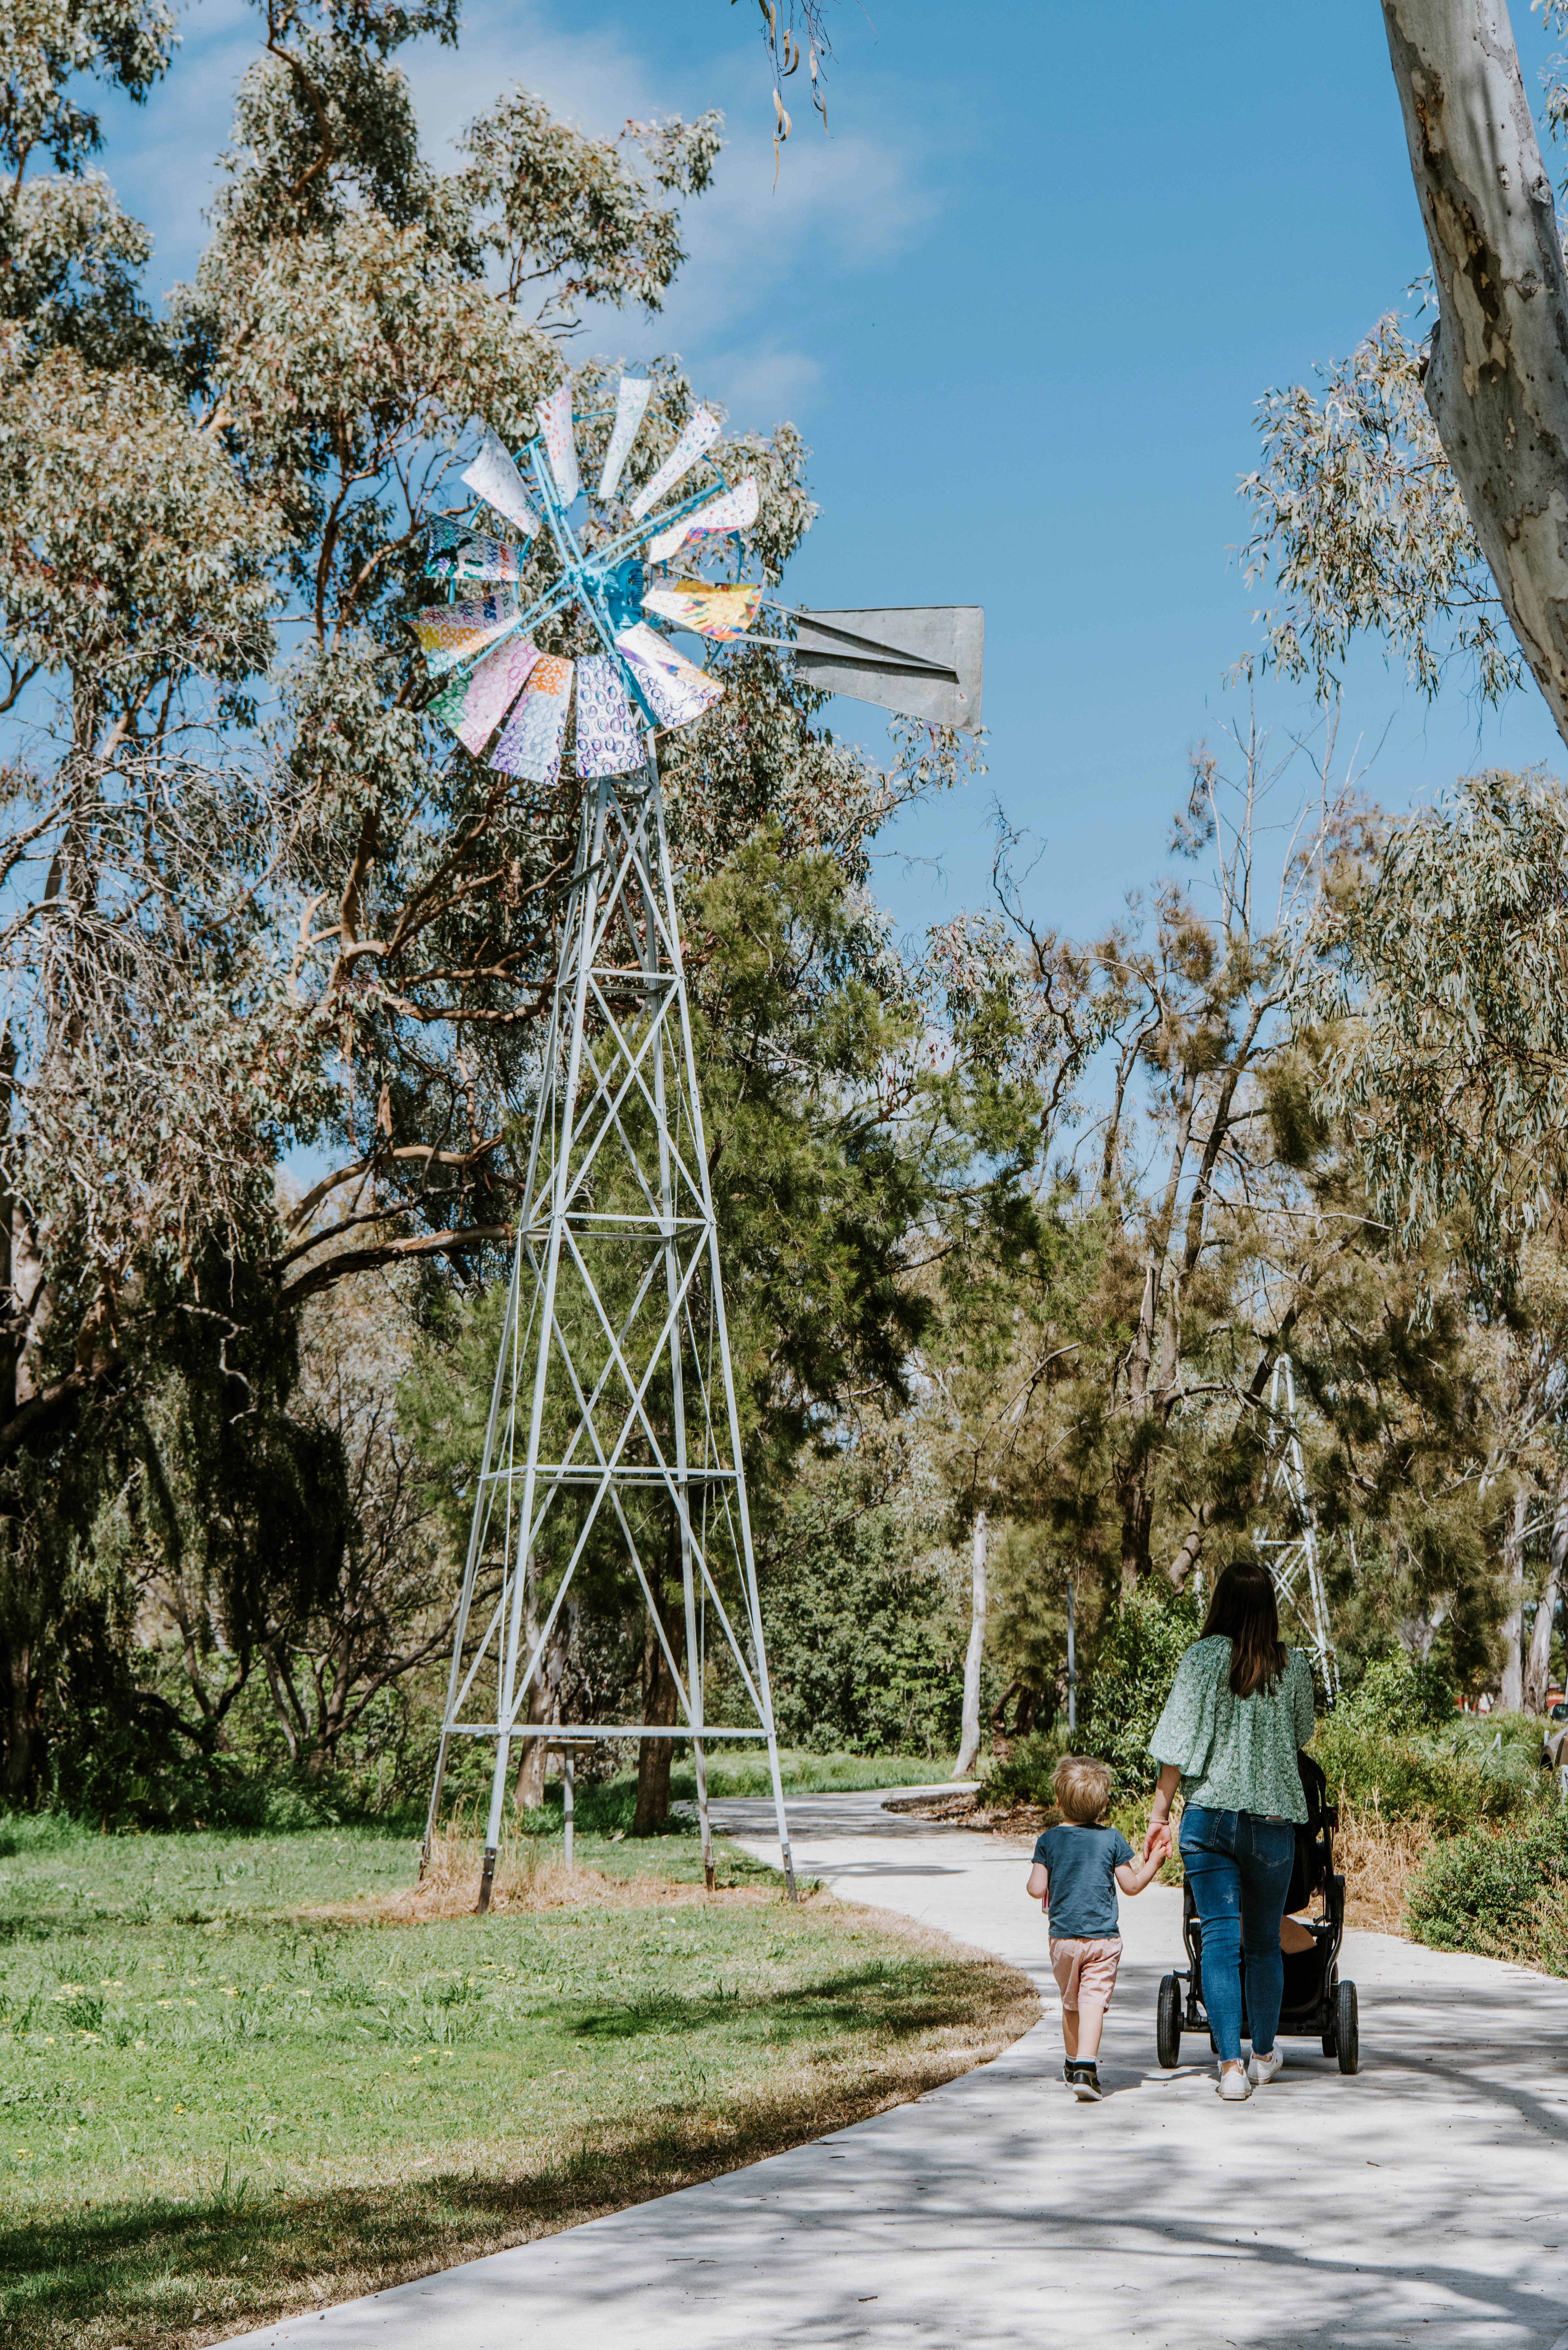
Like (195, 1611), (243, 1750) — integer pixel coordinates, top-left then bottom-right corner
(568, 1958), (1020, 2044)
(0, 1964), (1036, 2350)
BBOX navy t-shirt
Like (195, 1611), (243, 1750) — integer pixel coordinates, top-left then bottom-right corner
(1033, 1823), (1134, 1941)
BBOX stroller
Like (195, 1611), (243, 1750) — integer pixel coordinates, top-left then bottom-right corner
(1155, 1751), (1359, 2074)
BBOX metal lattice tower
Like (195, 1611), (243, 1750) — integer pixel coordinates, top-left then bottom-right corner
(1253, 1354), (1339, 1696)
(424, 747), (798, 1902)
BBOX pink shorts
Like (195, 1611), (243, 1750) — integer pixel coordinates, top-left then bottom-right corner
(1049, 1935), (1122, 2013)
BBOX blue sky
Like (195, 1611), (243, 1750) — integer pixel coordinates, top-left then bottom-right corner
(98, 0), (1568, 948)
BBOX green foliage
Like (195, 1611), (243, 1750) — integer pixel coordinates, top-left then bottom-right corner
(1335, 1651), (1455, 1732)
(0, 1255), (354, 1809)
(756, 1511), (967, 1759)
(1314, 1707), (1543, 1834)
(1082, 1590), (1203, 1799)
(1316, 770), (1568, 1262)
(982, 1731), (1068, 1809)
(1406, 1805), (1568, 1973)
(1242, 311), (1520, 708)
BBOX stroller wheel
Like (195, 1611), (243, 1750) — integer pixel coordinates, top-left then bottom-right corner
(1321, 1965), (1339, 2058)
(1335, 1981), (1359, 2075)
(1156, 1972), (1182, 2069)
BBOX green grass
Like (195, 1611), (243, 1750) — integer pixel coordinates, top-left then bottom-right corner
(0, 1811), (1033, 2349)
(673, 1748), (962, 1801)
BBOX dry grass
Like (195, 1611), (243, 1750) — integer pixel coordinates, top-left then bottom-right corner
(1334, 1797), (1436, 1934)
(348, 1820), (760, 1922)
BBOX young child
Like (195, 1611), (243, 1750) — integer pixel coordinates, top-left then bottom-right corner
(1025, 1754), (1170, 2101)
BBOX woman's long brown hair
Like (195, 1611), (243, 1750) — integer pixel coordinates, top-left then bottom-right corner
(1201, 1560), (1287, 1698)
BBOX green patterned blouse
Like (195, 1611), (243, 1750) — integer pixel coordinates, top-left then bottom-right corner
(1149, 1636), (1316, 1822)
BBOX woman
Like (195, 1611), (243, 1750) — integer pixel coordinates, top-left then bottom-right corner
(1144, 1559), (1316, 2102)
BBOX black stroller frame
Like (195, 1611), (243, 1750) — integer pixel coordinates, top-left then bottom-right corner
(1155, 1750), (1359, 2075)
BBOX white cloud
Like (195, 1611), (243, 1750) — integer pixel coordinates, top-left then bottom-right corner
(96, 0), (942, 432)
(410, 0), (940, 429)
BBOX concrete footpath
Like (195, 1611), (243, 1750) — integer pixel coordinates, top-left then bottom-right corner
(229, 1788), (1568, 2350)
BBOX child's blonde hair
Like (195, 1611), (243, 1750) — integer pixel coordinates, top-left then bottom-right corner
(1053, 1754), (1112, 1824)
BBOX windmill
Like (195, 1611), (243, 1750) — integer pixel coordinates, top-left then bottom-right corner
(413, 379), (983, 1905)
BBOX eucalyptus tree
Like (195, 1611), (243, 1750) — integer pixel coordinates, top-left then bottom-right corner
(0, 0), (951, 1795)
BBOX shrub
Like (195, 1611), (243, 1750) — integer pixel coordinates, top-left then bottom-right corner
(1082, 1588), (1202, 1798)
(1406, 1807), (1568, 1974)
(1313, 1709), (1542, 1836)
(1337, 1653), (1454, 1732)
(982, 1731), (1067, 1809)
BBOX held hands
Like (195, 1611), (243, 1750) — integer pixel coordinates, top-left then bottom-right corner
(1142, 1818), (1173, 1864)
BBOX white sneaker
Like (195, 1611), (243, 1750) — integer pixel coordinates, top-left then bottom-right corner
(1217, 2065), (1252, 2101)
(1248, 2047), (1284, 2088)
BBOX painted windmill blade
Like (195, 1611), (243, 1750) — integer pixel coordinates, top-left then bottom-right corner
(425, 519), (528, 585)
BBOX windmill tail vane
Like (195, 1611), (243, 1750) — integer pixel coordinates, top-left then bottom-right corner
(414, 380), (984, 1908)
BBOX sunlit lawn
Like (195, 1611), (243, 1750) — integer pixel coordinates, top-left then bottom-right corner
(0, 1805), (1032, 2349)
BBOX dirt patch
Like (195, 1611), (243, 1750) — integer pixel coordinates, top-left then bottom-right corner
(348, 1832), (773, 1922)
(881, 1790), (1053, 1841)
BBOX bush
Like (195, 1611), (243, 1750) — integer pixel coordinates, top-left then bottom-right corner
(758, 1512), (968, 1759)
(1406, 1806), (1568, 1973)
(982, 1731), (1067, 1809)
(1082, 1588), (1202, 1798)
(1313, 1709), (1542, 1836)
(1337, 1653), (1454, 1732)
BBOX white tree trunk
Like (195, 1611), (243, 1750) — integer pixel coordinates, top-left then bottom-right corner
(954, 1509), (987, 1778)
(1501, 1487), (1526, 1711)
(1382, 0), (1568, 747)
(1525, 1467), (1568, 1711)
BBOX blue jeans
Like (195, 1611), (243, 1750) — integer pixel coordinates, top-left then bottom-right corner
(1180, 1806), (1296, 2063)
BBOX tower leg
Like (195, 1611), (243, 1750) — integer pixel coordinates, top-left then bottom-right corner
(693, 1739), (715, 1891)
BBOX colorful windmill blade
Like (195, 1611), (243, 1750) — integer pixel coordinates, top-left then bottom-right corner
(426, 520), (527, 585)
(629, 408), (722, 520)
(463, 425), (540, 535)
(491, 655), (575, 784)
(597, 376), (651, 500)
(412, 589), (520, 679)
(535, 383), (580, 506)
(614, 622), (723, 727)
(642, 580), (764, 641)
(427, 635), (540, 753)
(647, 477), (759, 565)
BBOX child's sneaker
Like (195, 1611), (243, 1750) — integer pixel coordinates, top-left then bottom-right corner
(1248, 2047), (1284, 2088)
(1067, 2061), (1102, 2102)
(1216, 2064), (1252, 2100)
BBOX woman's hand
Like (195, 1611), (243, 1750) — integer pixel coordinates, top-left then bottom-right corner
(1143, 1763), (1181, 1860)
